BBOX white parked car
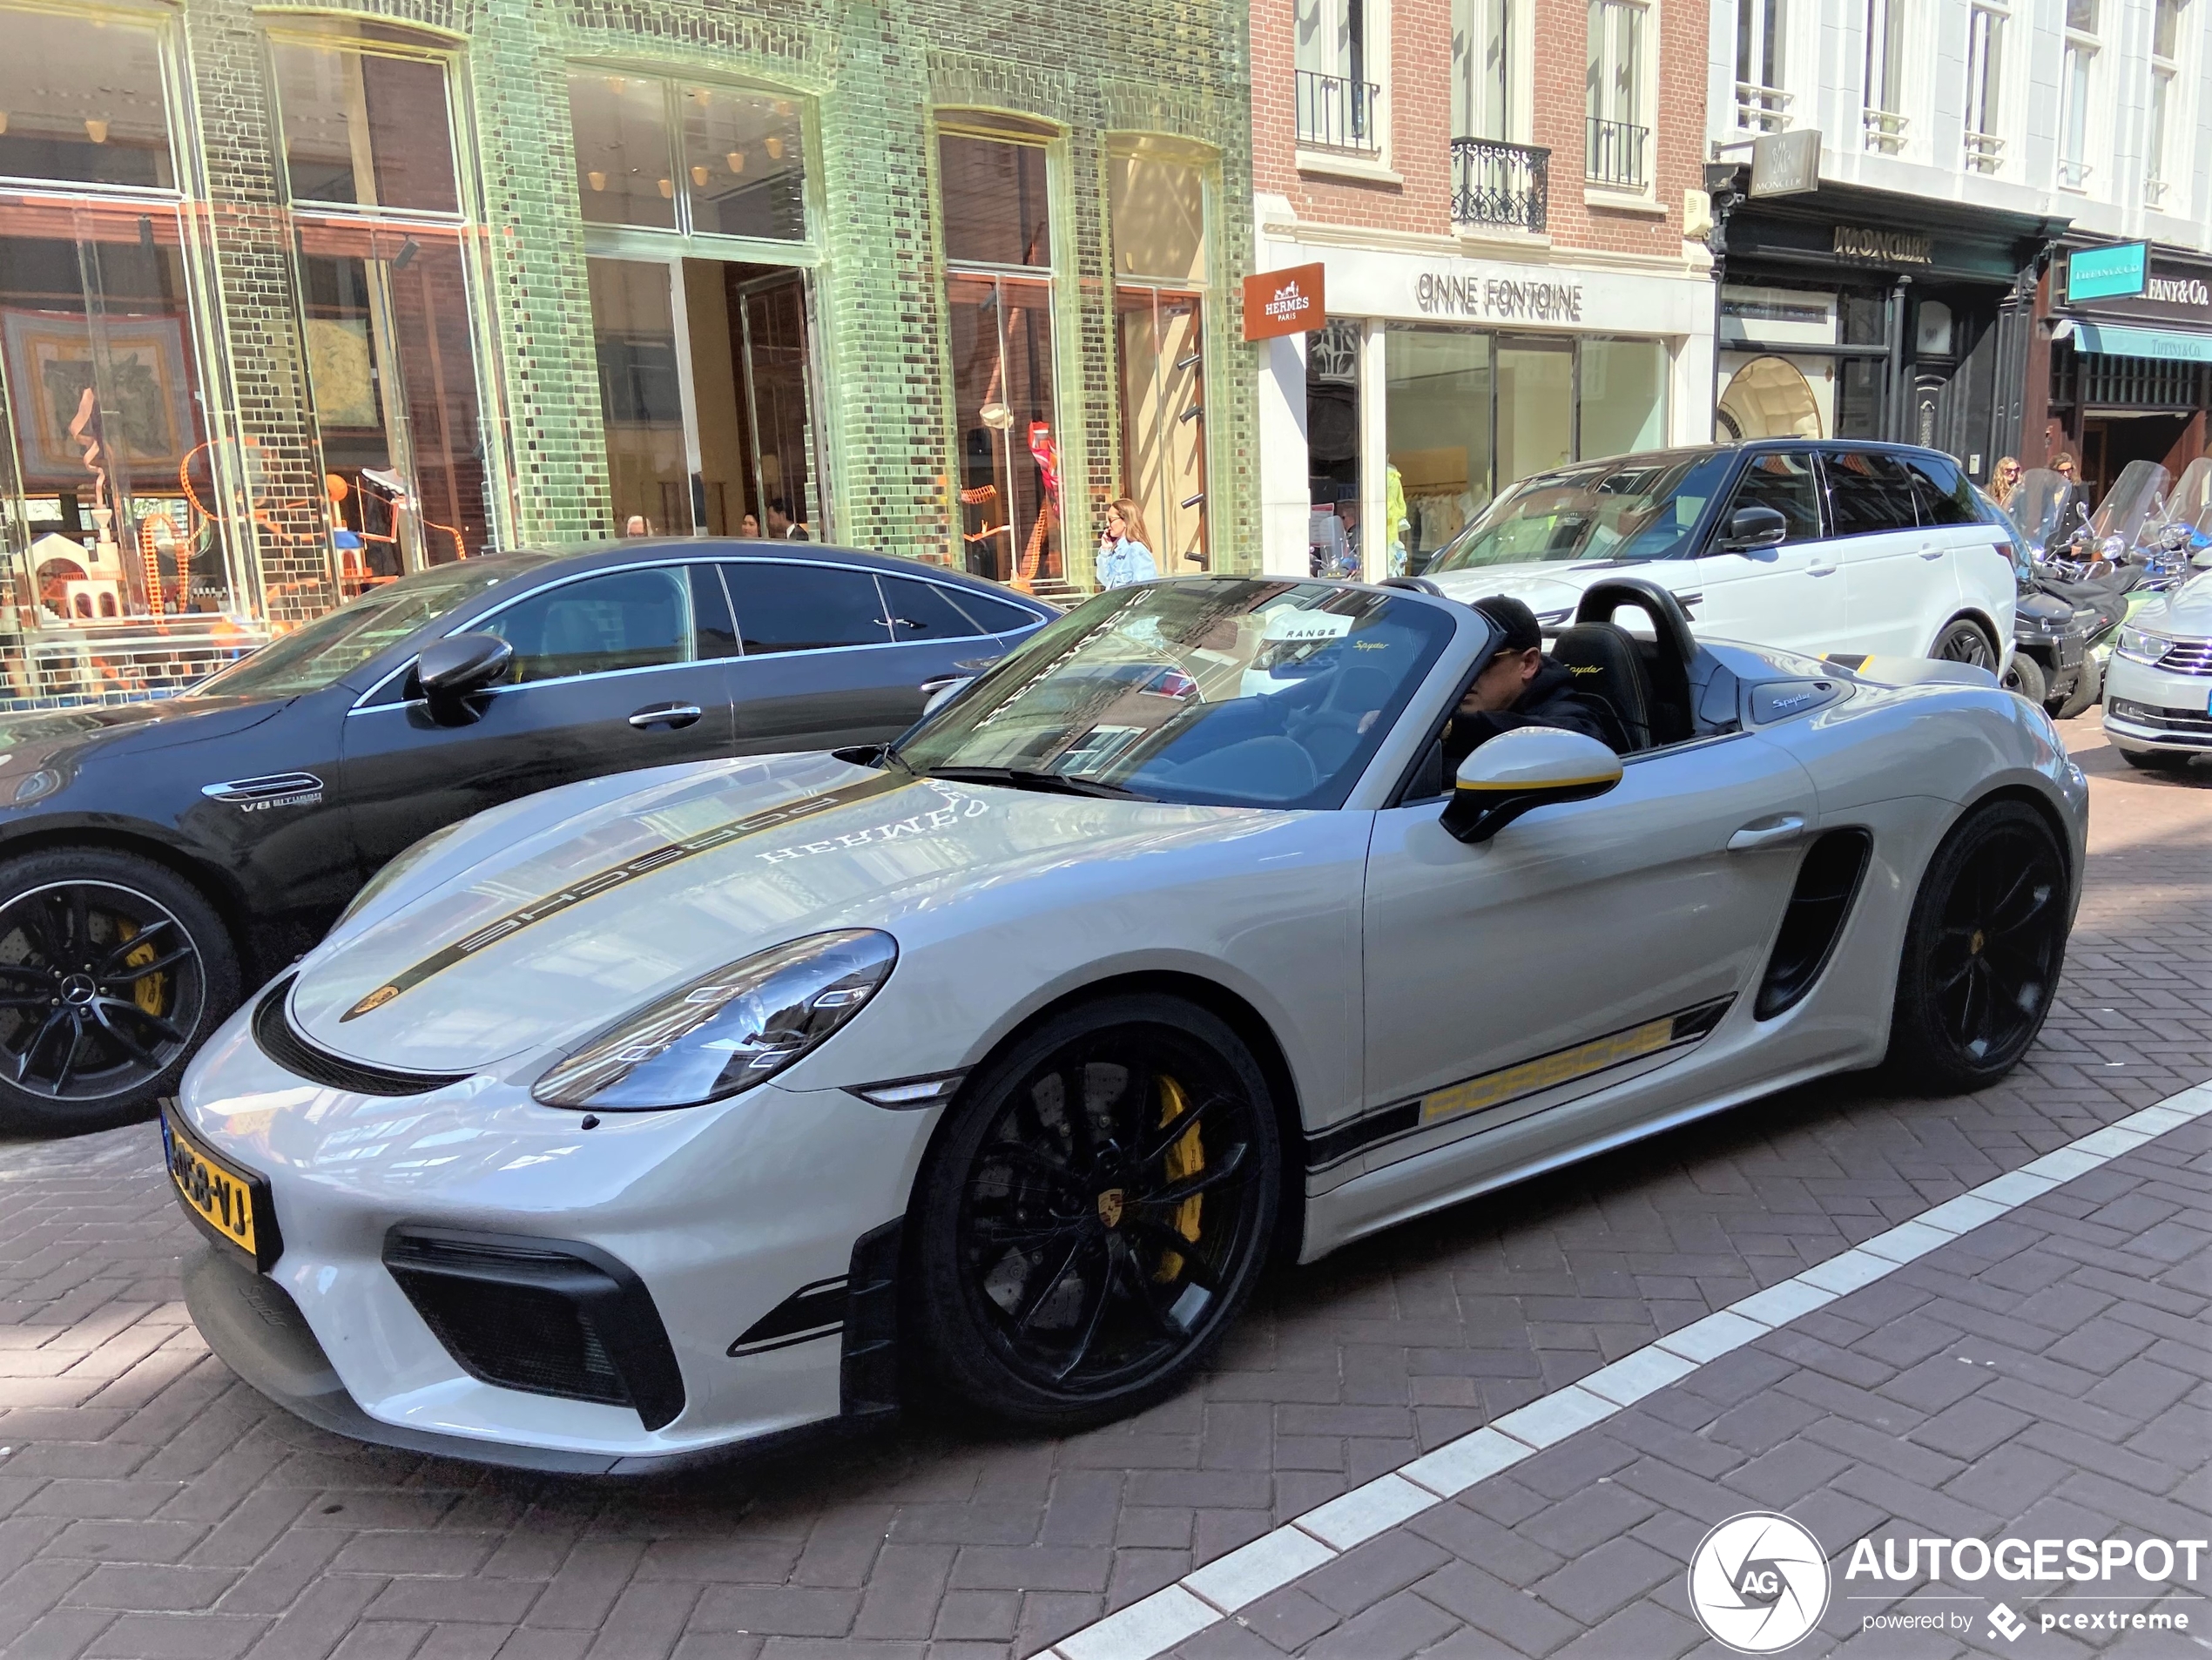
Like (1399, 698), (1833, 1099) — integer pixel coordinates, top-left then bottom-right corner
(2102, 566), (2212, 769)
(167, 575), (2084, 1473)
(1423, 441), (2018, 671)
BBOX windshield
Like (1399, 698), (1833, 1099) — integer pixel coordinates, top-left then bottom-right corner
(1428, 452), (1734, 571)
(894, 579), (1459, 810)
(2085, 460), (2171, 551)
(2167, 457), (2212, 536)
(190, 560), (540, 700)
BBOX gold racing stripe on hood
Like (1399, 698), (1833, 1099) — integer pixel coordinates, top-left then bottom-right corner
(341, 770), (913, 1021)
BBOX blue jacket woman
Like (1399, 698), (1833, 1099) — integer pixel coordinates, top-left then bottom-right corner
(1096, 497), (1159, 589)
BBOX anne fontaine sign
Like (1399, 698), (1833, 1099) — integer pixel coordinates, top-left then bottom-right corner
(1415, 270), (1585, 323)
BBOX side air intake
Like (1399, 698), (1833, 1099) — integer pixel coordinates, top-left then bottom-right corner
(1755, 829), (1872, 1021)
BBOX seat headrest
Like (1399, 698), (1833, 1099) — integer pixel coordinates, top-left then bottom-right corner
(1550, 622), (1653, 752)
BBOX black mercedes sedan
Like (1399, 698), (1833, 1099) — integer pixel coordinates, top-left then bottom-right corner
(0, 540), (1049, 1135)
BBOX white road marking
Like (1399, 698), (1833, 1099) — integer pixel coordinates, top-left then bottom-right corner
(1028, 1079), (2212, 1660)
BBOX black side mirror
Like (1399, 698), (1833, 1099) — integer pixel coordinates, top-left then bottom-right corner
(415, 632), (513, 725)
(1721, 504), (1790, 551)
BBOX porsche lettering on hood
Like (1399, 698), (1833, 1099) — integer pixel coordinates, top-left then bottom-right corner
(338, 770), (911, 1021)
(293, 752), (1278, 1073)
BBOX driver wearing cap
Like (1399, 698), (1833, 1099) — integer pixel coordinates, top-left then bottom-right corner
(1443, 595), (1617, 768)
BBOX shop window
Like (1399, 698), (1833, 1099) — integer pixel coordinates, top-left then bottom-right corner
(941, 125), (1062, 589)
(570, 72), (809, 243)
(1716, 355), (1823, 441)
(271, 33), (459, 214)
(1585, 0), (1649, 188)
(680, 86), (806, 241)
(1386, 327), (1492, 575)
(273, 25), (492, 583)
(1453, 0), (1513, 142)
(1305, 319), (1362, 575)
(1578, 337), (1666, 460)
(587, 258), (687, 536)
(1497, 339), (1572, 486)
(0, 10), (173, 191)
(1110, 145), (1210, 581)
(0, 200), (241, 630)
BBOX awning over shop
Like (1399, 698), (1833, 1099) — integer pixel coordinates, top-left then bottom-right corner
(2058, 319), (2212, 363)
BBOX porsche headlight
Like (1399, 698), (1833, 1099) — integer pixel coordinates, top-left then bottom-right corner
(2116, 625), (2177, 665)
(532, 929), (896, 1110)
(339, 822), (464, 926)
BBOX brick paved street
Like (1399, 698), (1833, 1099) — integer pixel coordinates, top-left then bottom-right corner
(2, 713), (2207, 1660)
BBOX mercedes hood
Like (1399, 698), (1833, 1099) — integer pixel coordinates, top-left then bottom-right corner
(286, 752), (1285, 1074)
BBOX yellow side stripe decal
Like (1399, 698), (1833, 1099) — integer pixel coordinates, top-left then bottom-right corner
(1419, 1014), (1676, 1126)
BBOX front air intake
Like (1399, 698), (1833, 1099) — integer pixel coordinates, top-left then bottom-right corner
(382, 1228), (685, 1430)
(1755, 830), (1873, 1021)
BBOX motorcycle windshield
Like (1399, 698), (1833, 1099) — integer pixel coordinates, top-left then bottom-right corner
(2010, 471), (2074, 548)
(2168, 457), (2212, 536)
(2085, 459), (2172, 553)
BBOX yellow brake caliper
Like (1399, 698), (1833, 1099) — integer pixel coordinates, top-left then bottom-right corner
(117, 919), (167, 1017)
(1154, 1075), (1205, 1281)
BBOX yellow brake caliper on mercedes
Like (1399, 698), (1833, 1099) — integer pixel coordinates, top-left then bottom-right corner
(1155, 1075), (1204, 1281)
(117, 920), (168, 1017)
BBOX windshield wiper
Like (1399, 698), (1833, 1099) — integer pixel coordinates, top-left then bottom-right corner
(923, 765), (1154, 801)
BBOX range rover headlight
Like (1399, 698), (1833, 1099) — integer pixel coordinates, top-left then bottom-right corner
(2116, 625), (2176, 665)
(532, 929), (897, 1111)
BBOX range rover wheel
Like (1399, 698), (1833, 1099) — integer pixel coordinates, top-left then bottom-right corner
(0, 850), (241, 1137)
(910, 995), (1280, 1432)
(1934, 618), (1998, 671)
(1887, 800), (2068, 1093)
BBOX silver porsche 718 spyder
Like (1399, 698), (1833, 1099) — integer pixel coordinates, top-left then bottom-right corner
(168, 576), (2087, 1473)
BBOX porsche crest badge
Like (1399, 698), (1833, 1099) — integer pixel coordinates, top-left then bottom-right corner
(1096, 1188), (1125, 1229)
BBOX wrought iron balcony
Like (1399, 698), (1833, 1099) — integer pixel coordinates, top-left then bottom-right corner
(1586, 117), (1649, 188)
(1451, 138), (1548, 233)
(1296, 70), (1383, 153)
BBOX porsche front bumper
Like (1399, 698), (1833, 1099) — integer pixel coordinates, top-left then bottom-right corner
(172, 999), (936, 1468)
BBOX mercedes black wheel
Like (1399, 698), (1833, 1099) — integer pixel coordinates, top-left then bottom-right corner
(0, 850), (240, 1137)
(909, 994), (1280, 1432)
(1887, 800), (2069, 1093)
(2000, 652), (2047, 707)
(1934, 619), (1998, 671)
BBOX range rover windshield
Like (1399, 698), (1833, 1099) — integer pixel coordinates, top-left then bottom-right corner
(893, 579), (1458, 811)
(1428, 451), (1734, 570)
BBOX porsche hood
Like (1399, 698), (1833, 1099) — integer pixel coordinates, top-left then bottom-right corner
(286, 752), (1276, 1074)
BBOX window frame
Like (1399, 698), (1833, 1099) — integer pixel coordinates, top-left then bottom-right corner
(1860, 0), (1912, 154)
(0, 0), (185, 198)
(1964, 0), (2007, 172)
(266, 27), (469, 221)
(1733, 0), (1791, 133)
(1293, 0), (1391, 158)
(1584, 0), (1652, 191)
(2146, 0), (2187, 208)
(2056, 3), (2099, 191)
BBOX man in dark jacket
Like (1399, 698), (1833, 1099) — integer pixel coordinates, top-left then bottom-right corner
(1442, 595), (1618, 768)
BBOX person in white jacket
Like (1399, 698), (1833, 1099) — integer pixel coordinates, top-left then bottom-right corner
(1096, 497), (1159, 588)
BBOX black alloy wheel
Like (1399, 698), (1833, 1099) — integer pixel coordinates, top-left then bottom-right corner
(1935, 619), (1998, 671)
(911, 995), (1280, 1430)
(1887, 800), (2069, 1092)
(0, 850), (240, 1136)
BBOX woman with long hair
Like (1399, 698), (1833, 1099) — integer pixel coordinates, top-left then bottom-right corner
(1096, 496), (1158, 589)
(1990, 456), (2022, 509)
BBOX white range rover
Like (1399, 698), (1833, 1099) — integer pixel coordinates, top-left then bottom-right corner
(1422, 441), (2018, 671)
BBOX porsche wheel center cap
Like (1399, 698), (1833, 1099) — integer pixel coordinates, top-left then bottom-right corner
(1969, 928), (1986, 955)
(1096, 1188), (1125, 1229)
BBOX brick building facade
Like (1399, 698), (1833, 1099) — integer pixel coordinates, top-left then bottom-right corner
(1250, 0), (1716, 577)
(0, 0), (1257, 707)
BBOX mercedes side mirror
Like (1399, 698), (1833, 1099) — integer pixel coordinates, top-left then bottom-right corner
(919, 674), (974, 717)
(1440, 727), (1623, 844)
(416, 632), (513, 724)
(1720, 504), (1790, 552)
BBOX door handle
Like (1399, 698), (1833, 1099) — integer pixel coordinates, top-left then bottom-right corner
(1918, 545), (1945, 560)
(1728, 813), (1807, 851)
(1806, 559), (1838, 577)
(629, 704), (703, 730)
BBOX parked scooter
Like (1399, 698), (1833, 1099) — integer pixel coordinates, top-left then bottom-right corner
(1998, 469), (2113, 716)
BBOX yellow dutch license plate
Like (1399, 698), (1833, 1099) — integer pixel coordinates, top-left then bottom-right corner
(161, 1110), (269, 1268)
